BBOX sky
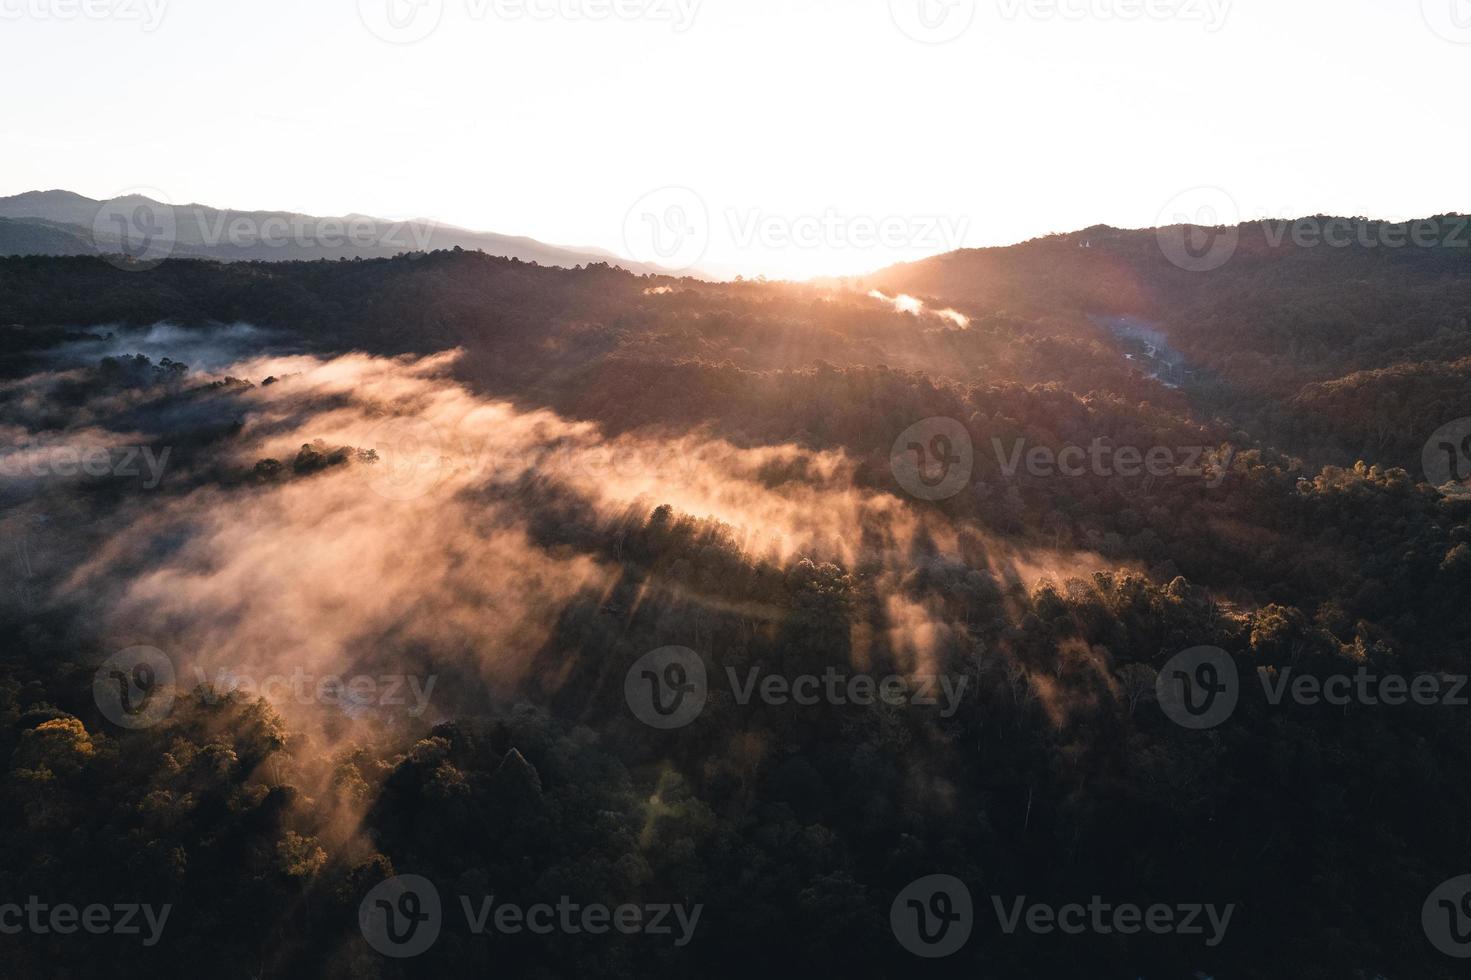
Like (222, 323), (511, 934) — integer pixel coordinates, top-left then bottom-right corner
(2, 0), (1468, 279)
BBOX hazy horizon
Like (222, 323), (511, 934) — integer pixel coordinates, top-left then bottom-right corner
(4, 0), (1469, 278)
(5, 183), (1468, 283)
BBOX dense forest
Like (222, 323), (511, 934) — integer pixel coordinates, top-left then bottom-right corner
(2, 226), (1471, 977)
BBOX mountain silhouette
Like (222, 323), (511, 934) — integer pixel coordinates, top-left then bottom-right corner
(0, 189), (668, 273)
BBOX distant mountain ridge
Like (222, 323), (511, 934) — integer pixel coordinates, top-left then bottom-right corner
(0, 189), (667, 273)
(862, 215), (1470, 310)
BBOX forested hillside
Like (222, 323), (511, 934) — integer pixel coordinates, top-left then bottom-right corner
(870, 217), (1471, 470)
(2, 236), (1471, 977)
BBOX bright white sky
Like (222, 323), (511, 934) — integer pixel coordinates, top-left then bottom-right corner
(2, 0), (1467, 279)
